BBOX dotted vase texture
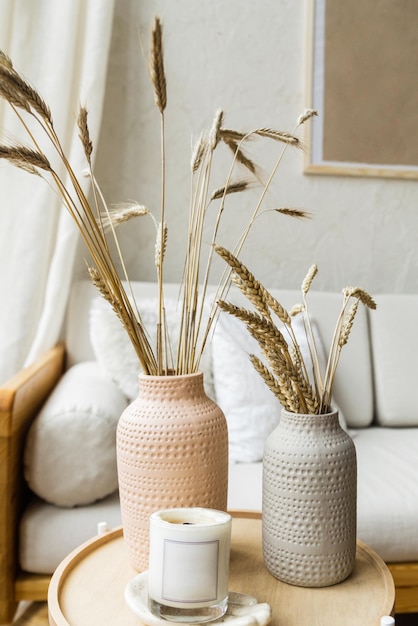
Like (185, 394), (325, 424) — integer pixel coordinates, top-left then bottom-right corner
(116, 372), (229, 571)
(262, 409), (357, 587)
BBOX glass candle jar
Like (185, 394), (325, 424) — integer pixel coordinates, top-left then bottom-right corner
(148, 508), (232, 623)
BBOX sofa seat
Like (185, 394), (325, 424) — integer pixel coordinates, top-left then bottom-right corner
(19, 491), (122, 574)
(229, 427), (418, 564)
(19, 426), (418, 573)
(354, 426), (418, 562)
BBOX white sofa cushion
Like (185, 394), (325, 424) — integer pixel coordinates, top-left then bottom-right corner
(370, 294), (418, 426)
(89, 295), (215, 402)
(19, 427), (418, 573)
(89, 296), (143, 401)
(19, 491), (122, 574)
(212, 311), (348, 463)
(212, 312), (281, 463)
(18, 462), (261, 575)
(354, 426), (418, 561)
(24, 362), (128, 507)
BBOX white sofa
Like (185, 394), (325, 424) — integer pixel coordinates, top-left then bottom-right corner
(2, 280), (418, 620)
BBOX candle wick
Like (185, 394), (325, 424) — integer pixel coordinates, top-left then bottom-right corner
(182, 522), (194, 525)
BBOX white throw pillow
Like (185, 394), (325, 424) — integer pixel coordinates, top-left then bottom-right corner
(212, 312), (347, 464)
(24, 362), (128, 507)
(89, 297), (216, 401)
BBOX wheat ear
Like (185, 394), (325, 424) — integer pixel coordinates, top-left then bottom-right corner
(0, 65), (52, 122)
(77, 107), (93, 164)
(211, 180), (251, 200)
(255, 128), (300, 146)
(214, 245), (270, 317)
(0, 145), (51, 172)
(250, 355), (298, 411)
(221, 133), (256, 174)
(150, 17), (166, 113)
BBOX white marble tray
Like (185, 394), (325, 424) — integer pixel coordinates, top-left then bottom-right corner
(125, 571), (272, 626)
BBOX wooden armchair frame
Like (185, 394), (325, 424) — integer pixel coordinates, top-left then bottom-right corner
(0, 344), (417, 624)
(0, 344), (65, 625)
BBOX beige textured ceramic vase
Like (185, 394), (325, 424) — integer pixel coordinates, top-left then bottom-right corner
(116, 372), (229, 571)
(262, 408), (357, 587)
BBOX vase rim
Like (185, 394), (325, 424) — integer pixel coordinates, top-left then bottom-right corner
(139, 371), (204, 381)
(281, 406), (338, 419)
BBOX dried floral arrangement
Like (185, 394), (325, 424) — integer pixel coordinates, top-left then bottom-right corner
(215, 248), (376, 414)
(0, 17), (316, 376)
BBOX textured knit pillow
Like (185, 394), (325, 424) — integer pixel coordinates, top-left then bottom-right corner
(24, 361), (128, 507)
(212, 312), (347, 463)
(89, 297), (216, 401)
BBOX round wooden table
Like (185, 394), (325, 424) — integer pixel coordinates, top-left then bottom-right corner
(48, 512), (394, 626)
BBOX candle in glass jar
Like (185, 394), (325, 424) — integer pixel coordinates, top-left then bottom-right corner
(148, 508), (232, 623)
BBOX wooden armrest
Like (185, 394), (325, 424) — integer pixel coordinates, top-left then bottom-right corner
(0, 343), (66, 623)
(0, 343), (66, 436)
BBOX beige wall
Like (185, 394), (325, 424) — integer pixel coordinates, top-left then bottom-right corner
(87, 0), (418, 295)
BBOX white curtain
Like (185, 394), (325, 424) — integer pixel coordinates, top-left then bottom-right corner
(0, 0), (115, 383)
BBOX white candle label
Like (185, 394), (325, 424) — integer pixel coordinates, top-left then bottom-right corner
(162, 539), (219, 603)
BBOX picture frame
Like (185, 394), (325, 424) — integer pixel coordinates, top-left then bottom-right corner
(304, 0), (418, 180)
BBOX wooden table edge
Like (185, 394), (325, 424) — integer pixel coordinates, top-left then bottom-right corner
(356, 539), (395, 617)
(48, 526), (123, 626)
(47, 511), (256, 625)
(47, 510), (395, 625)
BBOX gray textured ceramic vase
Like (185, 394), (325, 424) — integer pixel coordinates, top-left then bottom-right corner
(262, 408), (357, 587)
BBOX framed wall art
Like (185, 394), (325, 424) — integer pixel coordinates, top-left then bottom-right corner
(305, 0), (418, 179)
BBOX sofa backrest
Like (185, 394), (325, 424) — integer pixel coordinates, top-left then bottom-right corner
(65, 280), (374, 429)
(369, 294), (418, 427)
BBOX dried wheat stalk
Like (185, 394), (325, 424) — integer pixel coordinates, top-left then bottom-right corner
(210, 180), (251, 201)
(0, 145), (50, 172)
(215, 247), (376, 414)
(0, 16), (317, 379)
(255, 128), (300, 146)
(274, 208), (312, 220)
(220, 131), (257, 174)
(99, 203), (150, 229)
(191, 133), (207, 172)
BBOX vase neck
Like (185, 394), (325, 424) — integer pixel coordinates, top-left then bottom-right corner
(280, 408), (340, 431)
(138, 372), (205, 400)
